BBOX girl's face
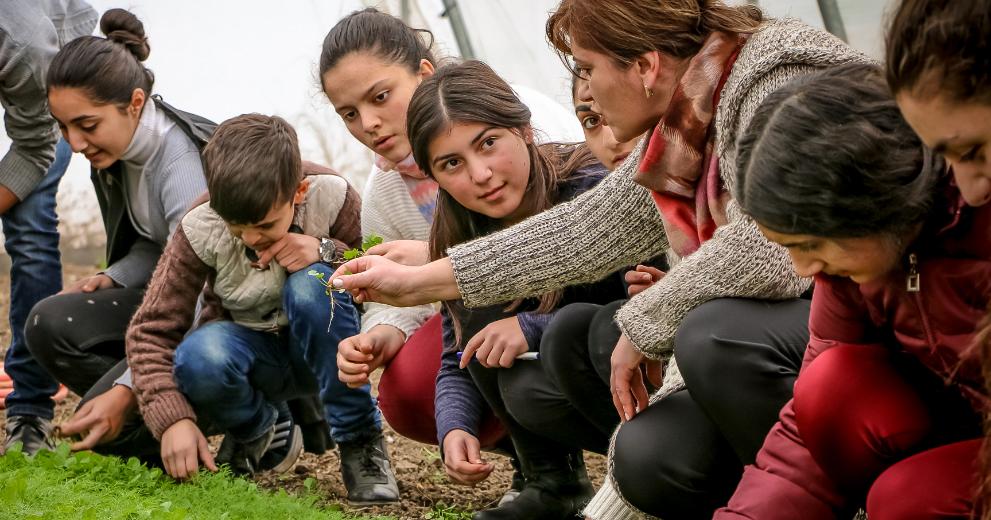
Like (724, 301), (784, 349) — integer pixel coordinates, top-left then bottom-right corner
(322, 52), (434, 163)
(570, 40), (684, 143)
(898, 92), (991, 207)
(49, 87), (144, 170)
(428, 121), (532, 224)
(758, 224), (904, 284)
(573, 79), (637, 170)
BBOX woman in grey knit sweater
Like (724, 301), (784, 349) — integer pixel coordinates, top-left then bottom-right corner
(333, 1), (870, 518)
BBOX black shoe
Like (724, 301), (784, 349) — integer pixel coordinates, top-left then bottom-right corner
(338, 432), (399, 505)
(473, 451), (593, 520)
(497, 457), (526, 506)
(3, 415), (55, 456)
(217, 405), (303, 476)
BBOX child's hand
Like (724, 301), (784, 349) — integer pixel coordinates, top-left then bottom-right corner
(56, 384), (137, 451)
(442, 429), (493, 485)
(364, 239), (431, 266)
(337, 325), (406, 388)
(60, 273), (115, 294)
(160, 419), (217, 480)
(256, 233), (319, 273)
(625, 265), (665, 298)
(461, 317), (528, 369)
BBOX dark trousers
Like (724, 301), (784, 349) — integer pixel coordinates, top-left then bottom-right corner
(612, 297), (811, 520)
(539, 300), (624, 438)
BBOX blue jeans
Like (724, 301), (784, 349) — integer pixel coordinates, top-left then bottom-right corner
(3, 140), (70, 419)
(174, 263), (381, 443)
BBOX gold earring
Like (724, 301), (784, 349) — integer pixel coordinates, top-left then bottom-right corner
(644, 84), (653, 98)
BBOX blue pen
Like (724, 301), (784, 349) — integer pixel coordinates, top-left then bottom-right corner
(457, 351), (540, 362)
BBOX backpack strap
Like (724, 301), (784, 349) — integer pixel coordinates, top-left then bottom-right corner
(151, 94), (216, 149)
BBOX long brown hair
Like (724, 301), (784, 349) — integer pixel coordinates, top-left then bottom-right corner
(546, 0), (762, 70)
(885, 0), (991, 104)
(407, 60), (597, 344)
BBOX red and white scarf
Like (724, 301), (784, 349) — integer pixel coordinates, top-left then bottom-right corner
(634, 31), (747, 257)
(376, 153), (439, 224)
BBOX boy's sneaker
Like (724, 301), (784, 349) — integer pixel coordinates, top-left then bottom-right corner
(217, 406), (303, 476)
(338, 432), (400, 505)
(3, 415), (55, 455)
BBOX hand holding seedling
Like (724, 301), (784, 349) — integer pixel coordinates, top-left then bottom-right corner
(461, 316), (529, 369)
(625, 264), (666, 297)
(610, 334), (662, 422)
(331, 256), (461, 306)
(364, 239), (431, 266)
(57, 384), (137, 450)
(160, 418), (217, 480)
(337, 325), (406, 388)
(255, 233), (320, 273)
(442, 429), (494, 485)
(60, 273), (115, 294)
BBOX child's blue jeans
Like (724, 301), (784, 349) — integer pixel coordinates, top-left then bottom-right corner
(173, 263), (380, 443)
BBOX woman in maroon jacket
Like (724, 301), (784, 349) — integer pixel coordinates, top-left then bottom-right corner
(717, 63), (989, 519)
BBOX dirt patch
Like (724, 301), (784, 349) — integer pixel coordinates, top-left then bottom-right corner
(0, 264), (606, 519)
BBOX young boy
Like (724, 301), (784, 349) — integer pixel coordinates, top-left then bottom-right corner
(124, 114), (399, 504)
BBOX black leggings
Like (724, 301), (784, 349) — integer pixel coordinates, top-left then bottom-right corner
(612, 297), (811, 520)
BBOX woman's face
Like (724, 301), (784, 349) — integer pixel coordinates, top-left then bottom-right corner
(322, 52), (434, 163)
(898, 92), (991, 206)
(570, 40), (683, 143)
(427, 121), (532, 224)
(49, 87), (143, 170)
(573, 79), (638, 170)
(758, 225), (904, 284)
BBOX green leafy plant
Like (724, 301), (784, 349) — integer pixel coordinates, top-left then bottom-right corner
(307, 234), (383, 331)
(0, 443), (385, 519)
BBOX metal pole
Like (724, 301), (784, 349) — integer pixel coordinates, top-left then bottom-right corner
(440, 0), (475, 59)
(816, 0), (849, 42)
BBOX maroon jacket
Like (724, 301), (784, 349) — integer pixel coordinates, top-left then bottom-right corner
(718, 183), (991, 519)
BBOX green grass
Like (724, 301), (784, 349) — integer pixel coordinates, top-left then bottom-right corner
(422, 504), (472, 520)
(0, 443), (389, 520)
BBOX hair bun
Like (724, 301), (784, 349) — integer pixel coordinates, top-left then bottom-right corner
(100, 8), (150, 61)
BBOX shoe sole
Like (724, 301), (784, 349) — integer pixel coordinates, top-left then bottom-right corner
(347, 497), (401, 506)
(267, 425), (304, 474)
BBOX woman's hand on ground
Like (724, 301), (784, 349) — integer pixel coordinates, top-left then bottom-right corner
(625, 264), (665, 298)
(59, 273), (115, 295)
(610, 334), (650, 422)
(256, 233), (319, 273)
(160, 419), (217, 480)
(57, 384), (137, 451)
(331, 256), (460, 306)
(364, 240), (431, 266)
(461, 317), (529, 369)
(442, 429), (494, 485)
(337, 325), (406, 388)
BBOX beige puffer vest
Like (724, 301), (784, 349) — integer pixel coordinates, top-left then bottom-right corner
(182, 175), (349, 331)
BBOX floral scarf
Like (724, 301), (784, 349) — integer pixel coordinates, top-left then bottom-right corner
(376, 153), (439, 224)
(634, 31), (747, 257)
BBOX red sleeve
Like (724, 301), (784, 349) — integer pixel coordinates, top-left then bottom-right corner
(716, 275), (883, 519)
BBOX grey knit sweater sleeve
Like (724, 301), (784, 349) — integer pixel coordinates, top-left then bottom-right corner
(448, 141), (668, 307)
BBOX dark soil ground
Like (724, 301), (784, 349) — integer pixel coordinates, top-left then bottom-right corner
(0, 263), (606, 519)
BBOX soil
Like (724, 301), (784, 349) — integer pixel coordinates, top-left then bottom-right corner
(0, 263), (606, 520)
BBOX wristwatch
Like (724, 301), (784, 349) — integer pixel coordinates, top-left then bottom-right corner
(318, 238), (337, 265)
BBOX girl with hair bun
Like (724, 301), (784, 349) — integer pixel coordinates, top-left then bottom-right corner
(21, 8), (217, 477)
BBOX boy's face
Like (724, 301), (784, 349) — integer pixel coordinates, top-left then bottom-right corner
(226, 180), (308, 252)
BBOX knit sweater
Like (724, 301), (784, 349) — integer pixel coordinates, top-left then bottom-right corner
(359, 163), (437, 338)
(126, 173), (362, 439)
(436, 18), (871, 520)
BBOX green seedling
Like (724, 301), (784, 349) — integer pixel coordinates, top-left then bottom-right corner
(307, 234), (383, 332)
